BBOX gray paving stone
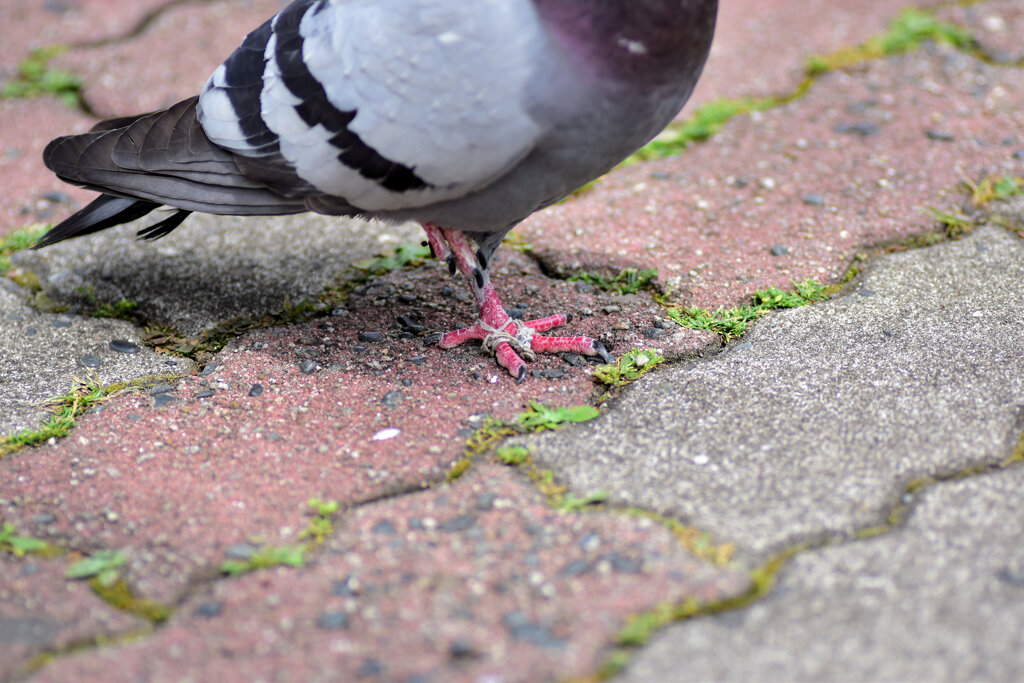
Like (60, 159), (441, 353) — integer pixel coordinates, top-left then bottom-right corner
(13, 213), (423, 336)
(522, 226), (1024, 562)
(0, 282), (194, 437)
(620, 463), (1024, 682)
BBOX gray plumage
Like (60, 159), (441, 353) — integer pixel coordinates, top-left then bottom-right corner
(37, 0), (717, 263)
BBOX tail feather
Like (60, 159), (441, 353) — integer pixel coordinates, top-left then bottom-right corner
(38, 96), (312, 248)
(33, 195), (162, 248)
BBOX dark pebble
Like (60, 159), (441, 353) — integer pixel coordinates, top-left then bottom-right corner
(456, 427), (474, 438)
(439, 514), (477, 532)
(540, 369), (565, 380)
(859, 288), (876, 297)
(408, 518), (426, 531)
(408, 355), (427, 366)
(32, 513), (57, 525)
(507, 307), (525, 319)
(502, 612), (566, 649)
(165, 360), (177, 366)
(398, 331), (414, 339)
(6, 313), (24, 321)
(475, 492), (497, 511)
(398, 293), (418, 304)
(882, 329), (897, 337)
(42, 190), (70, 203)
(562, 353), (587, 367)
(224, 543), (257, 560)
(643, 327), (666, 339)
(997, 567), (1024, 587)
(396, 315), (425, 333)
(1014, 149), (1024, 160)
(400, 378), (412, 387)
(153, 394), (177, 408)
(149, 384), (174, 395)
(79, 354), (102, 368)
(770, 244), (790, 256)
(199, 363), (218, 376)
(441, 286), (455, 297)
(332, 576), (361, 596)
(317, 611), (351, 630)
(834, 121), (880, 137)
(599, 552), (642, 574)
(196, 389), (215, 399)
(359, 331), (384, 343)
(558, 559), (592, 577)
(449, 639), (480, 660)
(733, 342), (753, 352)
(50, 319), (71, 328)
(109, 339), (139, 354)
(357, 658), (384, 678)
(299, 359), (318, 374)
(127, 413), (141, 421)
(352, 345), (366, 353)
(650, 170), (671, 180)
(372, 519), (396, 535)
(925, 129), (955, 142)
(574, 281), (594, 294)
(381, 390), (402, 408)
(655, 320), (674, 330)
(248, 384), (264, 397)
(352, 285), (367, 295)
(194, 602), (223, 618)
(25, 327), (36, 337)
(802, 193), (824, 206)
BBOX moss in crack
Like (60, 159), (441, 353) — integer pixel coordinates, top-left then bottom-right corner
(805, 9), (976, 77)
(0, 373), (184, 458)
(569, 267), (659, 295)
(0, 375), (110, 458)
(665, 279), (827, 342)
(1, 45), (84, 109)
(0, 522), (59, 558)
(220, 498), (339, 576)
(625, 9), (981, 167)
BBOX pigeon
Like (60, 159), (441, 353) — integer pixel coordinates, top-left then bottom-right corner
(36, 0), (718, 381)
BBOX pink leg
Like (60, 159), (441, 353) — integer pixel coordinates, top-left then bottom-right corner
(423, 223), (612, 381)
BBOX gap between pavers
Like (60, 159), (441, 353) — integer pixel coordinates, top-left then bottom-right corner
(619, 461), (1024, 682)
(517, 225), (1024, 564)
(0, 282), (194, 437)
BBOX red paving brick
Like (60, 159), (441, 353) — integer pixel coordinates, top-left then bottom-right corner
(27, 465), (750, 683)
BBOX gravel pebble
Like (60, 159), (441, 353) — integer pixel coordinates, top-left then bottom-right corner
(316, 611), (351, 631)
(248, 384), (264, 397)
(299, 359), (318, 374)
(770, 244), (790, 256)
(153, 394), (177, 408)
(79, 354), (102, 368)
(109, 339), (139, 354)
(358, 331), (384, 343)
(802, 193), (825, 206)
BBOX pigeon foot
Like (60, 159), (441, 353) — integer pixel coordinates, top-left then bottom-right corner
(424, 223), (613, 381)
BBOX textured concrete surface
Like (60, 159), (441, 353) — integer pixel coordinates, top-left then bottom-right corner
(1, 0), (1023, 681)
(0, 279), (194, 436)
(521, 226), (1024, 562)
(621, 464), (1024, 683)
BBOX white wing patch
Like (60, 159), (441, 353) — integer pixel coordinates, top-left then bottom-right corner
(295, 0), (544, 209)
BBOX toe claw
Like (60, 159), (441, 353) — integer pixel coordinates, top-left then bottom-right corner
(424, 332), (444, 346)
(516, 366), (528, 384)
(592, 341), (613, 364)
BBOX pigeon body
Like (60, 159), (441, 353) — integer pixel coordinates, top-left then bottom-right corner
(38, 0), (718, 379)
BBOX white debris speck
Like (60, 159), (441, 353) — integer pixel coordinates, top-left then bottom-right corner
(371, 428), (400, 442)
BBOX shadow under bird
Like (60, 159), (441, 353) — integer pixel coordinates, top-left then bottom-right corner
(36, 0), (717, 381)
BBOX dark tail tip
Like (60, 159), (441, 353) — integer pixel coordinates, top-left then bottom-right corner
(33, 195), (160, 249)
